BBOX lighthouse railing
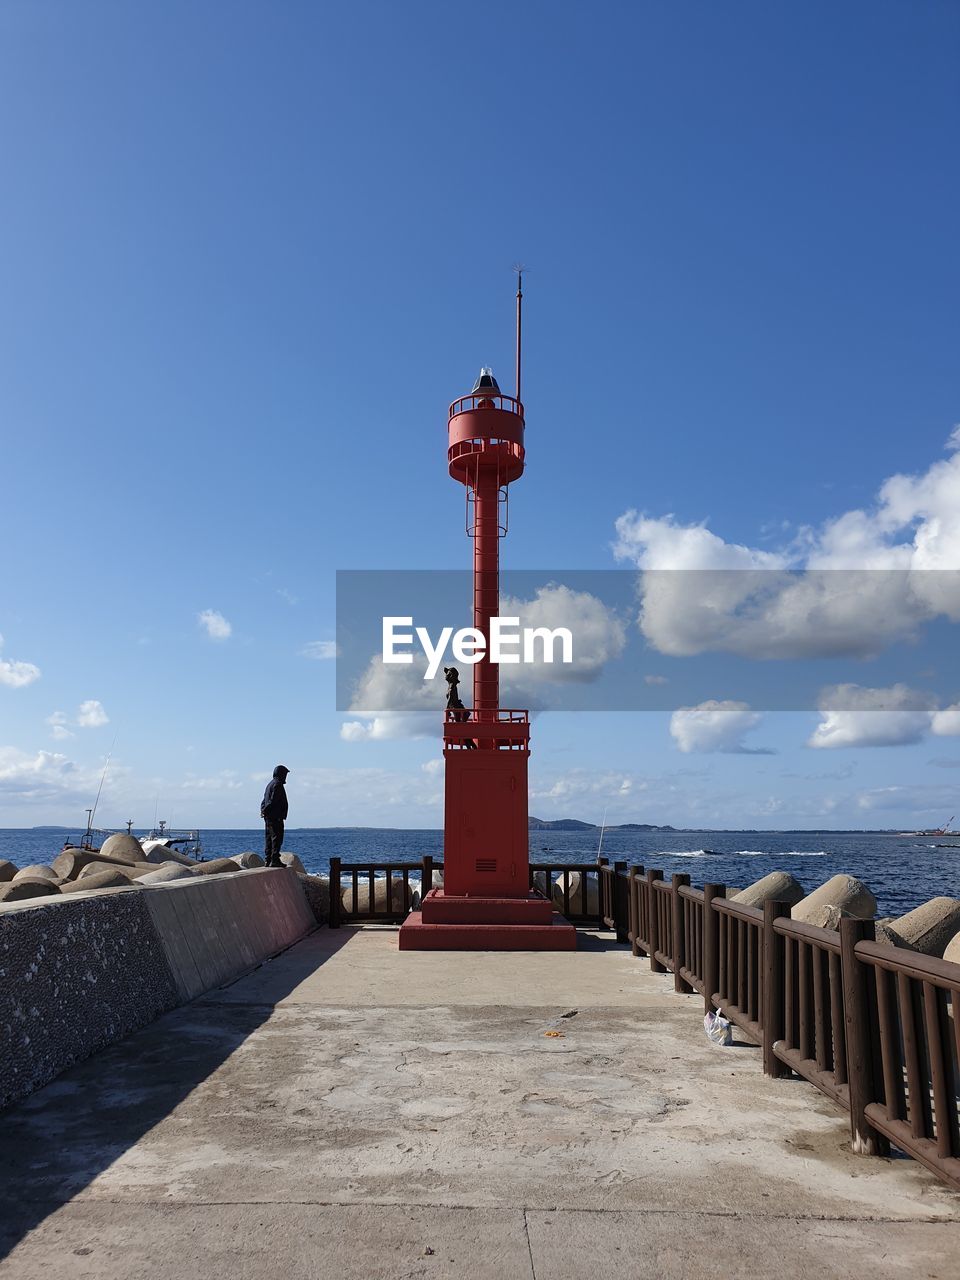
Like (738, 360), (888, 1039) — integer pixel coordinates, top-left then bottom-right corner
(448, 391), (524, 419)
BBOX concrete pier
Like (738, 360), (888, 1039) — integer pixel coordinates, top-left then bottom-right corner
(1, 925), (959, 1278)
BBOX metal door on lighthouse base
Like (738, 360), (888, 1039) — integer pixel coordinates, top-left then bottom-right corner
(443, 750), (529, 897)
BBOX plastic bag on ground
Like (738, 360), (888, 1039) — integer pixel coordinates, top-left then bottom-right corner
(704, 1011), (733, 1046)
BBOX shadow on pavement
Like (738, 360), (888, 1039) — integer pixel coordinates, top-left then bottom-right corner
(572, 929), (630, 952)
(0, 926), (353, 1263)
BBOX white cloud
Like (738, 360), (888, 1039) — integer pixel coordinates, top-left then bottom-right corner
(499, 584), (627, 688)
(421, 757), (443, 776)
(614, 426), (960, 659)
(0, 634), (41, 688)
(644, 674), (669, 686)
(0, 747), (97, 803)
(262, 762), (443, 822)
(340, 713), (434, 742)
(76, 699), (109, 728)
(808, 684), (936, 750)
(342, 652), (438, 736)
(670, 700), (773, 754)
(46, 711), (73, 740)
(46, 701), (109, 738)
(277, 588), (299, 606)
(931, 703), (960, 737)
(179, 770), (244, 791)
(198, 609), (232, 641)
(342, 631), (522, 740)
(302, 640), (338, 660)
(531, 769), (643, 804)
(854, 783), (960, 815)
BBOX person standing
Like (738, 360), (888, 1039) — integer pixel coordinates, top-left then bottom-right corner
(260, 764), (290, 868)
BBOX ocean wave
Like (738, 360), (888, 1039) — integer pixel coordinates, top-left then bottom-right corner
(656, 848), (830, 859)
(736, 850), (827, 857)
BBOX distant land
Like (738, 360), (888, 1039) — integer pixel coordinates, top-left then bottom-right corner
(527, 819), (905, 834)
(527, 817), (678, 832)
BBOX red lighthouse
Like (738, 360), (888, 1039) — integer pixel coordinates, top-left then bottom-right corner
(400, 280), (577, 950)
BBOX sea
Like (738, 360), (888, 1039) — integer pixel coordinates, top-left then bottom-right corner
(3, 826), (960, 919)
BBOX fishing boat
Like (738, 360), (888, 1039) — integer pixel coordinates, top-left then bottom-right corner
(60, 812), (204, 862)
(139, 819), (205, 862)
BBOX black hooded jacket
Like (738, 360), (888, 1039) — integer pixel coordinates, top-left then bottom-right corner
(261, 766), (289, 821)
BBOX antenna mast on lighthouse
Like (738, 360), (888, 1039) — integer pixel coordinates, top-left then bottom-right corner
(514, 264), (524, 404)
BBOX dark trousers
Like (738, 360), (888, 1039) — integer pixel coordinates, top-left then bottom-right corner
(264, 819), (284, 866)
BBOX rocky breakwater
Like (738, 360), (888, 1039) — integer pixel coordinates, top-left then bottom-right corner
(0, 840), (196, 904)
(539, 861), (960, 964)
(0, 842), (329, 924)
(718, 868), (960, 963)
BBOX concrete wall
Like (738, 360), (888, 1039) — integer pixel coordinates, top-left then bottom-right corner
(0, 868), (314, 1111)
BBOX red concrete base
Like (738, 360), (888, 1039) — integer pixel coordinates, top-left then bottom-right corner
(421, 889), (553, 925)
(398, 909), (577, 951)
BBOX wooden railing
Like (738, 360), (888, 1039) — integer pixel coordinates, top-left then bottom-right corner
(530, 863), (607, 927)
(623, 869), (960, 1190)
(598, 859), (632, 941)
(628, 867), (659, 960)
(856, 936), (960, 1184)
(329, 857), (614, 929)
(323, 855), (960, 1192)
(329, 857), (428, 927)
(713, 896), (764, 1043)
(676, 881), (706, 998)
(768, 912), (850, 1109)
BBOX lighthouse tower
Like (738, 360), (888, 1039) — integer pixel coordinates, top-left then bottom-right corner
(399, 281), (577, 950)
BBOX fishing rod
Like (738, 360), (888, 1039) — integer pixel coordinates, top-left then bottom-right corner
(89, 732), (118, 830)
(596, 806), (608, 863)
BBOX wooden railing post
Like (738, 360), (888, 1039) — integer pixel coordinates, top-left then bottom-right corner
(627, 865), (642, 957)
(627, 866), (643, 956)
(597, 856), (609, 928)
(762, 899), (790, 1077)
(421, 855), (433, 906)
(329, 856), (342, 929)
(702, 883), (724, 1015)
(613, 860), (629, 942)
(840, 917), (889, 1157)
(647, 869), (664, 973)
(672, 873), (693, 993)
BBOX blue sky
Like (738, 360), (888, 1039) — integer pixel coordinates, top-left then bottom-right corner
(1, 2), (958, 830)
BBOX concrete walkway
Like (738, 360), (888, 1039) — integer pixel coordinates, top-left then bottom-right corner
(1, 926), (959, 1278)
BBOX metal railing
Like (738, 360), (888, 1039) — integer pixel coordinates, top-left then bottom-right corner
(443, 707), (530, 751)
(449, 392), (524, 419)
